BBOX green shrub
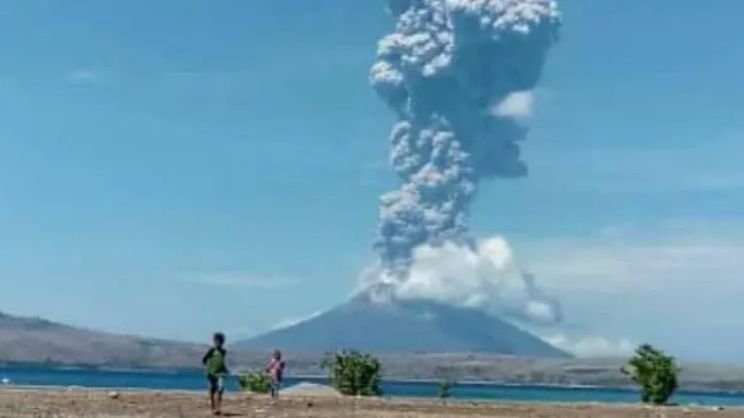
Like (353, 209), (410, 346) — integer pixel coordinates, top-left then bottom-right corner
(238, 371), (271, 394)
(622, 344), (680, 404)
(322, 350), (381, 396)
(437, 379), (454, 399)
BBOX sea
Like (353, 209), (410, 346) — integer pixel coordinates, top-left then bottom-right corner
(2, 364), (744, 406)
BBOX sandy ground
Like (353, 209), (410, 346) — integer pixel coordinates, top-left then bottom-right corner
(0, 388), (742, 418)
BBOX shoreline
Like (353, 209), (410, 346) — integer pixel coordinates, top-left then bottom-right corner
(4, 380), (744, 407)
(5, 368), (744, 399)
(6, 355), (744, 394)
(0, 387), (742, 418)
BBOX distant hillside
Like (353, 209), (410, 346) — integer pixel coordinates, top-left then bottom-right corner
(235, 296), (569, 358)
(4, 310), (744, 393)
(231, 352), (744, 393)
(0, 311), (208, 369)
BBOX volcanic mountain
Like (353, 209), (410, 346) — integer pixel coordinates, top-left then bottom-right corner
(235, 296), (569, 358)
(0, 296), (567, 369)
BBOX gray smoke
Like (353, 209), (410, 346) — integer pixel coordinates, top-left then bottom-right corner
(370, 0), (560, 274)
(365, 0), (562, 324)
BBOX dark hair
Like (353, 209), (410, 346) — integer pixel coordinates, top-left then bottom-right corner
(213, 332), (226, 345)
(273, 349), (282, 359)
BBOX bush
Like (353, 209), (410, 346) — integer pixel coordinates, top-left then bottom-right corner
(437, 379), (454, 399)
(322, 350), (381, 396)
(622, 344), (680, 404)
(238, 371), (271, 394)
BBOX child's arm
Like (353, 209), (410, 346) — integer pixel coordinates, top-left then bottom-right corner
(202, 348), (214, 366)
(265, 359), (275, 374)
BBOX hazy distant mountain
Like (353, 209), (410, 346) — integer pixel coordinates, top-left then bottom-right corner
(235, 296), (569, 358)
(0, 311), (208, 369)
(4, 311), (744, 392)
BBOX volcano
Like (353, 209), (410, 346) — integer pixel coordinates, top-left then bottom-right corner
(235, 296), (569, 358)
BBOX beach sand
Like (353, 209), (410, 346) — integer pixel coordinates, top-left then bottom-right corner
(0, 388), (741, 417)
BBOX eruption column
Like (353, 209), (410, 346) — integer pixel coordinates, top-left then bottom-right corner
(370, 0), (561, 277)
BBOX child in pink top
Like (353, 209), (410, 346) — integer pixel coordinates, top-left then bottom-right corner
(266, 349), (285, 399)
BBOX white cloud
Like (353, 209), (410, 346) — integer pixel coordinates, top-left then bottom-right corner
(525, 300), (558, 324)
(272, 311), (322, 331)
(491, 90), (534, 118)
(376, 237), (561, 325)
(182, 271), (299, 289)
(544, 333), (635, 358)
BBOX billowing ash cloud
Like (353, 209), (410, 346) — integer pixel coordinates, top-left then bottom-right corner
(370, 0), (560, 272)
(396, 237), (562, 324)
(365, 0), (562, 324)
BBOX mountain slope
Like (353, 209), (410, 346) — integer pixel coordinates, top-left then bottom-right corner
(236, 297), (569, 358)
(0, 311), (207, 368)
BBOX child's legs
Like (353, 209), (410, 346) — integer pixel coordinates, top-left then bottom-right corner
(271, 378), (281, 398)
(207, 375), (219, 409)
(217, 376), (224, 403)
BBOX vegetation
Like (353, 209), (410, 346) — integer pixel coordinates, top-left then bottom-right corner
(237, 371), (271, 394)
(622, 344), (680, 405)
(323, 350), (382, 396)
(437, 378), (454, 399)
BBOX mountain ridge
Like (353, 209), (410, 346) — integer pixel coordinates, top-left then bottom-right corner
(235, 296), (569, 358)
(5, 310), (744, 392)
(0, 310), (209, 369)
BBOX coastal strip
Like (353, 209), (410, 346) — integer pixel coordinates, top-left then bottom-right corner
(0, 388), (741, 418)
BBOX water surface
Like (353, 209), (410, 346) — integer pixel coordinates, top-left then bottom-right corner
(1, 365), (742, 406)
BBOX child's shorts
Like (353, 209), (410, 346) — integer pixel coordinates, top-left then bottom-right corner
(207, 374), (224, 393)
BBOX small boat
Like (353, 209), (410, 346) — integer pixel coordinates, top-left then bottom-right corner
(1, 378), (10, 385)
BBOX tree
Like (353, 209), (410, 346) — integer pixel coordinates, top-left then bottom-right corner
(322, 350), (382, 396)
(622, 344), (680, 404)
(434, 367), (455, 400)
(238, 371), (271, 394)
(437, 378), (454, 400)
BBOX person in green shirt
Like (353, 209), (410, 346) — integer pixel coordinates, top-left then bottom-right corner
(202, 332), (228, 415)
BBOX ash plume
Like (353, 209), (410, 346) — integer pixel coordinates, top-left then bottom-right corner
(366, 0), (562, 324)
(395, 237), (563, 324)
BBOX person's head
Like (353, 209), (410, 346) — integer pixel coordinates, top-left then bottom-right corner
(213, 332), (226, 348)
(273, 349), (282, 360)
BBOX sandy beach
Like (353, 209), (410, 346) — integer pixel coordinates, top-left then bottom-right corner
(0, 388), (741, 418)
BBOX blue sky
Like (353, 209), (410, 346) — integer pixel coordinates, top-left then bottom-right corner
(1, 0), (743, 362)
